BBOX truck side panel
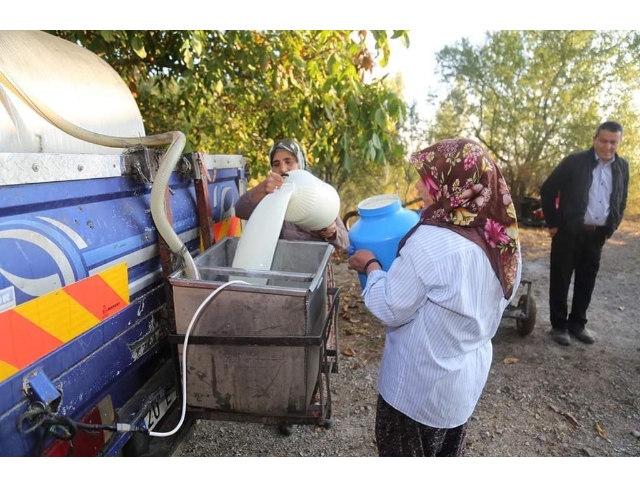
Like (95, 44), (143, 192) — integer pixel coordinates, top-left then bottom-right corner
(0, 154), (245, 456)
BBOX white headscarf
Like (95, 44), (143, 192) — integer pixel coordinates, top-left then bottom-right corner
(268, 138), (309, 172)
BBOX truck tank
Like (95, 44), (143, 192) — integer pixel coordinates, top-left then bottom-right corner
(0, 30), (145, 154)
(0, 31), (246, 456)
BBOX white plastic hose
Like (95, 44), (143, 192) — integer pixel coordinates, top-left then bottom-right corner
(148, 279), (249, 437)
(0, 69), (199, 279)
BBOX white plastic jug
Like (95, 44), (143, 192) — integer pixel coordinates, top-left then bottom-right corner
(231, 169), (340, 284)
(283, 169), (340, 231)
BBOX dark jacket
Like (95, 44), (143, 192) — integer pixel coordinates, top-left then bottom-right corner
(540, 147), (629, 238)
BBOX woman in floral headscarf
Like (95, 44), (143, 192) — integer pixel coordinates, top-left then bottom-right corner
(348, 138), (521, 456)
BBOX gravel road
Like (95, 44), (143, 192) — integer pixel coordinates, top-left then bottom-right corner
(165, 217), (640, 458)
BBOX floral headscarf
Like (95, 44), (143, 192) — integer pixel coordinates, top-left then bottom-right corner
(269, 138), (309, 172)
(398, 138), (520, 299)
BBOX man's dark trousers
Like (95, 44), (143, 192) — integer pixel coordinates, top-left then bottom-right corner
(549, 226), (607, 332)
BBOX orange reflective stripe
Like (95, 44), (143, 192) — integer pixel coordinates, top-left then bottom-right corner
(64, 275), (127, 321)
(98, 263), (129, 304)
(228, 216), (241, 236)
(16, 289), (100, 342)
(0, 309), (63, 370)
(0, 264), (129, 383)
(213, 216), (242, 242)
(0, 360), (18, 381)
(213, 220), (227, 242)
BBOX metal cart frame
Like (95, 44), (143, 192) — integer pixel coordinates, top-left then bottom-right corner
(502, 278), (537, 336)
(168, 287), (340, 428)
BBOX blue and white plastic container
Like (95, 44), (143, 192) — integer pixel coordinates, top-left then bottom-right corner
(348, 194), (420, 288)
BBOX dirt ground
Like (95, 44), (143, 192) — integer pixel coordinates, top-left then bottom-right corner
(177, 215), (640, 458)
(333, 215), (640, 457)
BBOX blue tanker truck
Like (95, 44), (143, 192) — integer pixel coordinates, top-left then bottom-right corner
(0, 31), (248, 456)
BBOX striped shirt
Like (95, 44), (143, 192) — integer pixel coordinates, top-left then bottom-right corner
(363, 225), (521, 428)
(584, 154), (613, 227)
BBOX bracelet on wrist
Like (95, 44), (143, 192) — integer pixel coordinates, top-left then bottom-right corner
(363, 258), (382, 274)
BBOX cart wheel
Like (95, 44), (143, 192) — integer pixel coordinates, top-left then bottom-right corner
(321, 419), (334, 429)
(516, 294), (537, 336)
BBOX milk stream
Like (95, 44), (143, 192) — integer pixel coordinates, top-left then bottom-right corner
(231, 183), (294, 285)
(230, 170), (340, 285)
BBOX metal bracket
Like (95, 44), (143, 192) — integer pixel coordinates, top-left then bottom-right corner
(122, 146), (161, 184)
(178, 153), (205, 180)
(23, 370), (62, 412)
(128, 317), (164, 361)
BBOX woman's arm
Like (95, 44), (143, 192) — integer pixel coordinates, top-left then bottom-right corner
(311, 217), (350, 250)
(328, 217), (349, 250)
(234, 173), (285, 220)
(363, 235), (435, 328)
(234, 188), (259, 220)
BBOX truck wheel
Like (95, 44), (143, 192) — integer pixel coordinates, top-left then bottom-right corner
(516, 295), (537, 336)
(122, 432), (150, 456)
(321, 419), (334, 429)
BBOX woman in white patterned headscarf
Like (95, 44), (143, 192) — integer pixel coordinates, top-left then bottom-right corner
(235, 138), (348, 249)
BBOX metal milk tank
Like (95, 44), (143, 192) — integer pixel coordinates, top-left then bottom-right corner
(348, 194), (420, 288)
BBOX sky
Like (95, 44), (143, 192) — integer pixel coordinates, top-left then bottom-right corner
(370, 29), (487, 121)
(374, 25), (640, 125)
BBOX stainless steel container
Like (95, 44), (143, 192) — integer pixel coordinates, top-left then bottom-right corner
(168, 237), (333, 418)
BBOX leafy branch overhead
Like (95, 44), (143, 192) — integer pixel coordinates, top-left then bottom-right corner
(49, 30), (640, 213)
(431, 30), (640, 203)
(49, 30), (409, 198)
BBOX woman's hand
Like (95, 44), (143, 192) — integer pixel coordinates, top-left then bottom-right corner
(312, 222), (338, 240)
(347, 250), (379, 273)
(263, 172), (286, 194)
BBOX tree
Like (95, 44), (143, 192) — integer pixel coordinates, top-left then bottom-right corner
(430, 30), (640, 207)
(49, 30), (410, 212)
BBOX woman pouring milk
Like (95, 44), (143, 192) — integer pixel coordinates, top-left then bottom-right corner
(234, 137), (348, 436)
(234, 138), (349, 251)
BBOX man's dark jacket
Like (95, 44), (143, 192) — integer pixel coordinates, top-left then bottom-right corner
(540, 147), (629, 238)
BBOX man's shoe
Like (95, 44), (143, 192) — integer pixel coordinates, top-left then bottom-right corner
(551, 329), (571, 346)
(570, 328), (595, 344)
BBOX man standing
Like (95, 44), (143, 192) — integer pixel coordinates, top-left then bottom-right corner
(540, 121), (629, 346)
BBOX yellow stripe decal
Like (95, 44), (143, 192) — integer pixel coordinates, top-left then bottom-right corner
(0, 264), (129, 383)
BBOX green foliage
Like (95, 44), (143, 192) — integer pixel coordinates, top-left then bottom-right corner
(430, 30), (640, 210)
(614, 103), (640, 214)
(49, 30), (409, 213)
